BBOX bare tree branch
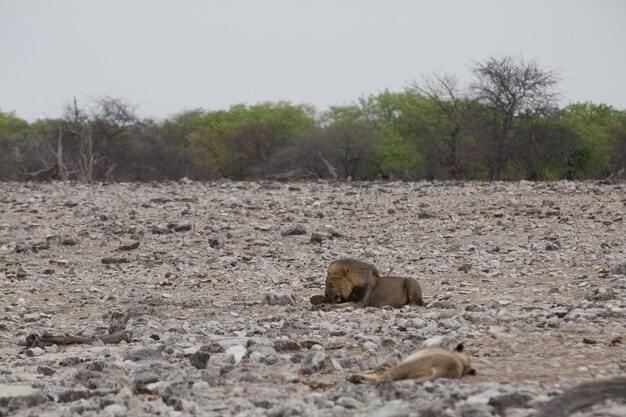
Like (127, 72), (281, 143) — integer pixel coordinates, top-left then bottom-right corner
(319, 152), (338, 180)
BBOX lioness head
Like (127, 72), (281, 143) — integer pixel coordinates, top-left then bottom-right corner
(453, 343), (476, 376)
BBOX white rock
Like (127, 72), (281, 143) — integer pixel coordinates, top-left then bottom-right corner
(421, 336), (450, 349)
(103, 404), (128, 417)
(225, 345), (247, 364)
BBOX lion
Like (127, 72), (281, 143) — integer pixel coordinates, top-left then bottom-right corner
(348, 343), (476, 384)
(323, 258), (424, 308)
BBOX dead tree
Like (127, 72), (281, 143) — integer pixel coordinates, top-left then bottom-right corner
(77, 129), (96, 183)
(55, 126), (69, 180)
(319, 152), (338, 180)
(90, 96), (137, 179)
(66, 98), (99, 183)
(13, 126), (69, 182)
(20, 310), (132, 349)
(470, 56), (561, 180)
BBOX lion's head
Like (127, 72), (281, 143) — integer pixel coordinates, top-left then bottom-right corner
(324, 259), (379, 304)
(325, 272), (354, 303)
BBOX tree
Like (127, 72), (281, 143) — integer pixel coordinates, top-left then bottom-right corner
(410, 73), (474, 179)
(470, 56), (561, 180)
(64, 98), (97, 183)
(318, 105), (378, 179)
(189, 102), (315, 179)
(562, 102), (625, 179)
(360, 90), (432, 179)
(161, 110), (204, 179)
(60, 97), (138, 182)
(0, 111), (29, 179)
(510, 113), (578, 180)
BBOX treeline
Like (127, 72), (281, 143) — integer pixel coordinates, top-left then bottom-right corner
(1, 56), (625, 182)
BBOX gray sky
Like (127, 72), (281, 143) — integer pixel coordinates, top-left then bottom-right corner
(1, 0), (625, 121)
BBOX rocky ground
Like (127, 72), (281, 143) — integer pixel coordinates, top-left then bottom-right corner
(0, 180), (625, 417)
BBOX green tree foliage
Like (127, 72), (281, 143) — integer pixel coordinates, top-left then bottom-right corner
(160, 110), (204, 179)
(411, 74), (476, 179)
(360, 90), (433, 178)
(0, 111), (29, 179)
(316, 105), (379, 179)
(189, 102), (316, 179)
(509, 113), (578, 180)
(562, 102), (625, 179)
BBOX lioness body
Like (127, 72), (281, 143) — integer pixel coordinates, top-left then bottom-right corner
(325, 258), (424, 308)
(350, 344), (475, 384)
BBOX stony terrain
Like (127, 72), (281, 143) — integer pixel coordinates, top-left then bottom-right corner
(0, 180), (625, 417)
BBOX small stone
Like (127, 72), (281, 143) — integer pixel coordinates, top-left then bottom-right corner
(189, 351), (211, 369)
(208, 352), (235, 366)
(421, 336), (450, 349)
(151, 225), (170, 235)
(62, 237), (79, 246)
(118, 240), (140, 251)
(545, 242), (559, 251)
(200, 344), (225, 354)
(274, 339), (302, 352)
(611, 262), (626, 276)
(585, 287), (615, 301)
(300, 351), (332, 375)
(101, 256), (128, 265)
(281, 224), (307, 236)
(103, 403), (128, 417)
(150, 197), (171, 204)
(264, 291), (297, 306)
(173, 223), (192, 232)
(59, 356), (83, 366)
(30, 240), (50, 251)
(208, 237), (224, 249)
(23, 312), (41, 322)
(428, 300), (456, 309)
(16, 266), (30, 280)
(457, 403), (497, 417)
(24, 347), (45, 357)
(225, 345), (247, 364)
(335, 396), (360, 409)
(57, 388), (109, 403)
(310, 233), (324, 243)
(488, 392), (532, 415)
(37, 365), (55, 376)
(268, 405), (302, 417)
(465, 304), (485, 312)
(124, 348), (163, 362)
(133, 369), (160, 394)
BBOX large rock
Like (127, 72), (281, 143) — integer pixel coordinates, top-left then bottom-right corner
(0, 385), (48, 414)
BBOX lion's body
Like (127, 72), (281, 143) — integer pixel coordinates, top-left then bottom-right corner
(350, 344), (475, 384)
(324, 259), (424, 308)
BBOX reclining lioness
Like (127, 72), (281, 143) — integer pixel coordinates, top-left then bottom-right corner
(321, 258), (424, 308)
(349, 343), (476, 383)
